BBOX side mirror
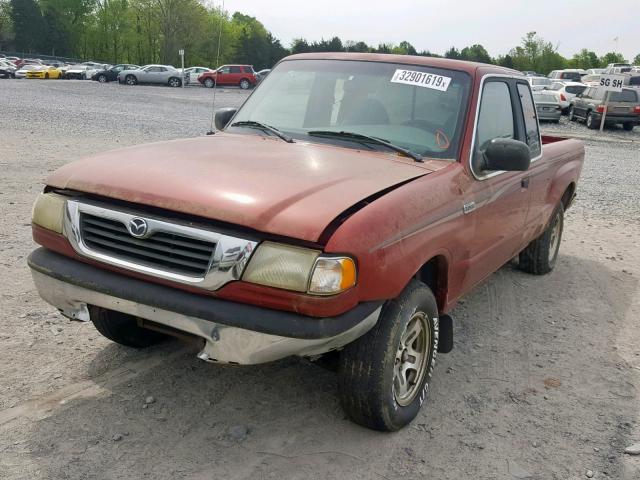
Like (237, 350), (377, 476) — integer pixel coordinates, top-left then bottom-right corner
(214, 108), (237, 130)
(482, 138), (531, 172)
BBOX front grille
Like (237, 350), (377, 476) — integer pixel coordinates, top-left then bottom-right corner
(79, 213), (216, 277)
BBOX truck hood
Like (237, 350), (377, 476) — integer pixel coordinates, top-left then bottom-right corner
(46, 133), (442, 242)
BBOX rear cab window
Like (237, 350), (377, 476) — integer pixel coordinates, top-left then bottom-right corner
(610, 90), (638, 103)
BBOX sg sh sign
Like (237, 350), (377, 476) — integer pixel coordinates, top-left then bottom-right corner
(599, 74), (625, 92)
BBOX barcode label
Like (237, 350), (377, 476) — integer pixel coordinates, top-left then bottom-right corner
(391, 69), (451, 92)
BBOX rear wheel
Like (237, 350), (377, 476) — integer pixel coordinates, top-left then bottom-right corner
(90, 306), (168, 348)
(586, 111), (598, 129)
(98, 74), (107, 83)
(203, 78), (215, 88)
(519, 203), (564, 275)
(168, 77), (181, 88)
(125, 75), (137, 86)
(338, 280), (439, 431)
(239, 78), (251, 90)
(623, 123), (634, 131)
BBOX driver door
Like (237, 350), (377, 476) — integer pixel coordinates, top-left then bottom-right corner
(461, 78), (532, 293)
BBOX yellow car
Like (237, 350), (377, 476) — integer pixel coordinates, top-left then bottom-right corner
(26, 66), (62, 79)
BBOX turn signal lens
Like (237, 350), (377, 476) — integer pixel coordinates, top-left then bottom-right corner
(309, 257), (357, 294)
(242, 242), (320, 292)
(31, 192), (66, 233)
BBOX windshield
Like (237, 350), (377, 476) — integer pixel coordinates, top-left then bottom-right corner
(532, 78), (551, 85)
(229, 59), (472, 159)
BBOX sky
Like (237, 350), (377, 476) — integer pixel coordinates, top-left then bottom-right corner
(222, 0), (639, 62)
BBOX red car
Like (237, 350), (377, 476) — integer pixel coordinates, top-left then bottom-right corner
(29, 53), (584, 431)
(198, 64), (256, 89)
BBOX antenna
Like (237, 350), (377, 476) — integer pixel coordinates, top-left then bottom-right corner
(207, 0), (225, 135)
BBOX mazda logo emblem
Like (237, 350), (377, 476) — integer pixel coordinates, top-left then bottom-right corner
(127, 218), (148, 238)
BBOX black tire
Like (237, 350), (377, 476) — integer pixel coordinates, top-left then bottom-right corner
(203, 78), (215, 88)
(623, 123), (634, 131)
(89, 306), (167, 348)
(125, 74), (137, 86)
(168, 76), (181, 87)
(239, 78), (250, 90)
(338, 280), (439, 431)
(98, 74), (107, 83)
(568, 106), (576, 122)
(519, 203), (564, 275)
(586, 111), (598, 129)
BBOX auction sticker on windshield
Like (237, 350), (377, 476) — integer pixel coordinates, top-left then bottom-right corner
(391, 69), (451, 92)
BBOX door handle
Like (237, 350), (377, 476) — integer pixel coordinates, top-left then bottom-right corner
(521, 177), (530, 189)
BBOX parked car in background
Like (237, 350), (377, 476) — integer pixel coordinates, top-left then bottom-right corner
(182, 66), (212, 85)
(585, 68), (606, 75)
(580, 74), (601, 86)
(91, 64), (139, 83)
(85, 64), (111, 80)
(606, 66), (633, 75)
(64, 65), (93, 80)
(605, 63), (631, 72)
(521, 70), (543, 77)
(0, 60), (16, 78)
(15, 58), (42, 68)
(532, 92), (562, 122)
(569, 87), (640, 130)
(26, 65), (62, 79)
(14, 64), (38, 78)
(548, 69), (585, 82)
(527, 76), (552, 91)
(117, 64), (183, 87)
(256, 68), (271, 82)
(198, 64), (257, 89)
(544, 81), (587, 113)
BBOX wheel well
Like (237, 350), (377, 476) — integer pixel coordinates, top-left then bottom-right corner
(561, 182), (576, 210)
(415, 256), (448, 312)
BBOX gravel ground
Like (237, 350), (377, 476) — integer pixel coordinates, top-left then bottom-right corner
(1, 80), (639, 480)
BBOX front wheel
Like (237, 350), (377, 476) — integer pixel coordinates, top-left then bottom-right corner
(338, 280), (439, 431)
(623, 123), (634, 131)
(586, 111), (598, 129)
(239, 79), (251, 90)
(203, 78), (215, 88)
(168, 77), (181, 87)
(125, 75), (137, 86)
(98, 74), (107, 83)
(519, 203), (564, 275)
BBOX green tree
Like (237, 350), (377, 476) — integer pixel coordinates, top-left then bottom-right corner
(508, 32), (565, 74)
(459, 44), (492, 64)
(0, 0), (13, 49)
(444, 47), (461, 59)
(393, 40), (417, 55)
(600, 52), (627, 66)
(9, 0), (45, 52)
(496, 54), (514, 69)
(569, 49), (599, 69)
(634, 53), (640, 65)
(290, 38), (310, 54)
(344, 40), (369, 53)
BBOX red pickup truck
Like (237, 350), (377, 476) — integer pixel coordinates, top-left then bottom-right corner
(29, 53), (583, 431)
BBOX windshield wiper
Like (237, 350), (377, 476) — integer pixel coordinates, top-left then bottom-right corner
(230, 120), (294, 143)
(307, 130), (423, 162)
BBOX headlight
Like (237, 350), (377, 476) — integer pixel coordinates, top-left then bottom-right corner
(242, 242), (356, 295)
(32, 192), (66, 233)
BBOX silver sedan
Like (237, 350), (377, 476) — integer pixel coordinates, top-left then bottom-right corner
(533, 92), (562, 123)
(117, 65), (183, 87)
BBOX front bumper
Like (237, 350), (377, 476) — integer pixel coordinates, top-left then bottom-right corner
(28, 248), (381, 364)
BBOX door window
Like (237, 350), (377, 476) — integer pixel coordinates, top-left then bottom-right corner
(517, 83), (541, 158)
(473, 81), (515, 172)
(230, 66), (241, 74)
(218, 66), (230, 74)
